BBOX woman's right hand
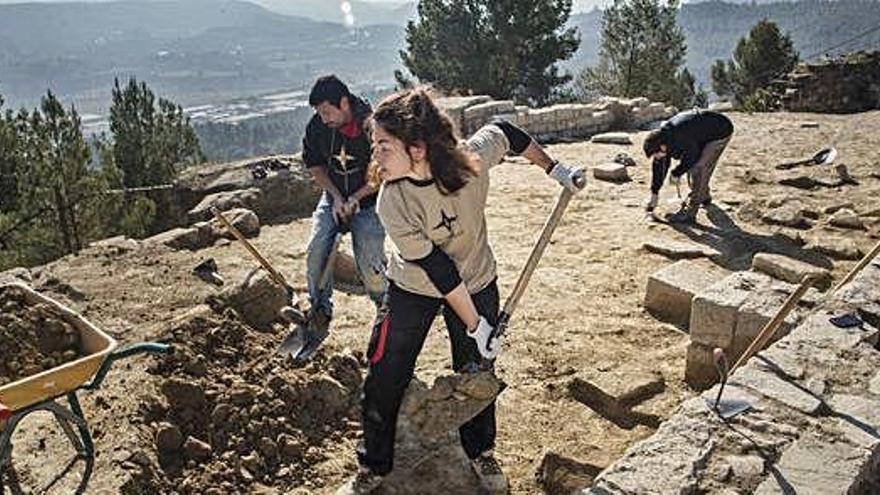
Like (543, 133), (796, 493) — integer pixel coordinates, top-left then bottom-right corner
(467, 316), (502, 360)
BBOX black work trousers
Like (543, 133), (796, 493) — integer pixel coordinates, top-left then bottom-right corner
(356, 280), (499, 475)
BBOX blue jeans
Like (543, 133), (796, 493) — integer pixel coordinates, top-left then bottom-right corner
(306, 192), (387, 316)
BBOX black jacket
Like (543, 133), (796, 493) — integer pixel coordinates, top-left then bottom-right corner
(650, 110), (734, 193)
(301, 95), (376, 208)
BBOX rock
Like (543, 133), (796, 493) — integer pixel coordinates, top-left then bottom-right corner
(592, 163), (630, 182)
(279, 433), (304, 458)
(88, 235), (140, 253)
(826, 394), (880, 449)
(588, 397), (715, 495)
(871, 372), (880, 396)
(567, 366), (665, 413)
(0, 267), (32, 286)
(212, 207), (261, 238)
(727, 455), (765, 479)
(400, 372), (504, 440)
(644, 260), (723, 328)
(823, 202), (854, 215)
(800, 121), (820, 128)
(183, 436), (212, 461)
(241, 452), (262, 473)
(258, 437), (278, 459)
(754, 436), (874, 494)
(642, 239), (719, 260)
(146, 227), (212, 251)
(829, 208), (865, 230)
(220, 269), (290, 330)
(761, 203), (814, 229)
(536, 451), (603, 495)
(751, 253), (831, 290)
(155, 423), (184, 453)
(807, 237), (864, 260)
(690, 271), (770, 348)
(187, 188), (263, 223)
(590, 132), (633, 145)
(729, 361), (823, 415)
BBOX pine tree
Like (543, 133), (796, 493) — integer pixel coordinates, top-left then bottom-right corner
(400, 0), (580, 105)
(577, 0), (702, 108)
(711, 19), (799, 110)
(108, 77), (203, 234)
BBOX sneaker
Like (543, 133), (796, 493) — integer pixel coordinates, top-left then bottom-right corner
(471, 453), (508, 494)
(335, 468), (384, 495)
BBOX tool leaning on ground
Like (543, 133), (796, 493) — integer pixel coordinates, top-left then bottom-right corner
(210, 207), (308, 322)
(482, 168), (587, 366)
(277, 223), (349, 362)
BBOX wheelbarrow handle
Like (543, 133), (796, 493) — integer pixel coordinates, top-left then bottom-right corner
(83, 342), (172, 390)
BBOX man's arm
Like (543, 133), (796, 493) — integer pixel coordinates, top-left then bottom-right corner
(308, 166), (346, 223)
(670, 141), (701, 177)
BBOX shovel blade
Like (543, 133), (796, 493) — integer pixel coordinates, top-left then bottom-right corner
(277, 323), (308, 358)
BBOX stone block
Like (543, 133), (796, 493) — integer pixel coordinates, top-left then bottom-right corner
(729, 361), (823, 415)
(871, 372), (880, 396)
(211, 207), (260, 239)
(690, 271), (770, 347)
(590, 132), (633, 145)
(826, 394), (880, 449)
(645, 260), (722, 328)
(731, 282), (808, 360)
(146, 227), (207, 251)
(751, 252), (831, 290)
(463, 100), (515, 122)
(187, 187), (262, 223)
(685, 341), (719, 389)
(537, 451), (603, 495)
(754, 436), (877, 495)
(807, 236), (864, 260)
(642, 239), (719, 260)
(592, 163), (630, 182)
(830, 208), (866, 229)
(588, 397), (714, 494)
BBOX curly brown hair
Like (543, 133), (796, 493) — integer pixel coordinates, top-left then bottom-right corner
(370, 88), (477, 194)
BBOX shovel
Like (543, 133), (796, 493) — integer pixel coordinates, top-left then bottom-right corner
(277, 225), (348, 361)
(776, 147), (837, 170)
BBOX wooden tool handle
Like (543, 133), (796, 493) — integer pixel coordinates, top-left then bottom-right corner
(0, 401), (11, 421)
(211, 207), (289, 289)
(831, 238), (880, 294)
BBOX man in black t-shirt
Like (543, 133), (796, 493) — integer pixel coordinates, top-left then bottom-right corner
(643, 109), (734, 222)
(300, 75), (387, 331)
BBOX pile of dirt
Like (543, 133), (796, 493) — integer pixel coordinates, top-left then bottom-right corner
(0, 286), (82, 386)
(129, 309), (363, 494)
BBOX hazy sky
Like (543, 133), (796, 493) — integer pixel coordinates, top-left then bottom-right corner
(0, 0), (610, 10)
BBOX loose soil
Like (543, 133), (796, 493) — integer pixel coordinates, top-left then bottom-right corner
(0, 286), (82, 387)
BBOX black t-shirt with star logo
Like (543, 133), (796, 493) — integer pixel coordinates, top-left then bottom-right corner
(301, 95), (376, 208)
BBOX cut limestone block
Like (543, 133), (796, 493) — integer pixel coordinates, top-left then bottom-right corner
(685, 341), (719, 390)
(730, 281), (816, 361)
(590, 132), (633, 145)
(645, 260), (723, 328)
(536, 451), (604, 495)
(642, 239), (719, 260)
(754, 436), (877, 495)
(829, 208), (866, 230)
(690, 271), (771, 348)
(751, 252), (831, 290)
(592, 163), (630, 182)
(806, 236), (864, 260)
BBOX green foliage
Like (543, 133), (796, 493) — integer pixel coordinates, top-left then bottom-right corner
(577, 0), (702, 108)
(109, 77), (204, 235)
(0, 91), (111, 267)
(711, 19), (798, 109)
(400, 0), (580, 105)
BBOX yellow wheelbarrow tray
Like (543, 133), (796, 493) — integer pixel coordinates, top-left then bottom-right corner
(0, 282), (170, 494)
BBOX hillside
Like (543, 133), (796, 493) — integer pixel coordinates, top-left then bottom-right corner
(0, 0), (404, 113)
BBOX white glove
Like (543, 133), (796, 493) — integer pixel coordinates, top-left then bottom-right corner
(467, 316), (501, 360)
(646, 193), (659, 212)
(548, 161), (586, 193)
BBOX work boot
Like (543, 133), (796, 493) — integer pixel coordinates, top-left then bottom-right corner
(471, 452), (508, 494)
(335, 468), (384, 495)
(666, 202), (698, 224)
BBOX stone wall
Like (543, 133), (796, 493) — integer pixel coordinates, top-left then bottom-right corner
(436, 95), (676, 142)
(781, 51), (880, 114)
(584, 258), (880, 494)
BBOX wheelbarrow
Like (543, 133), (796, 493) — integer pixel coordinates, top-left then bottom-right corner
(0, 283), (170, 494)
